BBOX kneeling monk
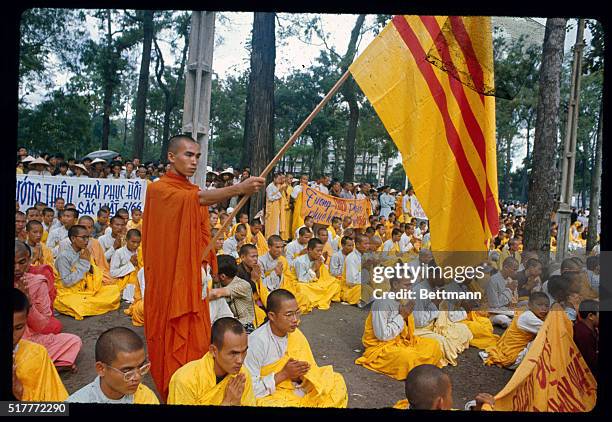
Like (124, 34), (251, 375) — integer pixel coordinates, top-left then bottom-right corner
(244, 289), (348, 408)
(168, 317), (255, 405)
(53, 225), (120, 320)
(355, 276), (443, 380)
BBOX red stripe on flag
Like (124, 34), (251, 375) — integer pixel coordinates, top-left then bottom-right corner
(449, 16), (486, 104)
(391, 15), (486, 231)
(420, 16), (499, 236)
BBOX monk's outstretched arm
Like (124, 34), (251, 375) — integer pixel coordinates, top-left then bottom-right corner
(198, 177), (265, 206)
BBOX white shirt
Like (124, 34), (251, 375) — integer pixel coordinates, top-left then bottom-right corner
(293, 254), (318, 283)
(345, 250), (362, 285)
(222, 236), (240, 259)
(291, 184), (303, 199)
(312, 183), (329, 195)
(109, 246), (137, 278)
(55, 246), (91, 288)
(411, 280), (468, 328)
(266, 183), (282, 202)
(382, 239), (398, 252)
(67, 376), (135, 403)
(258, 253), (283, 292)
(486, 272), (514, 309)
(98, 232), (120, 262)
(329, 250), (347, 277)
(46, 225), (69, 258)
(516, 310), (544, 334)
(402, 195), (411, 214)
(285, 240), (307, 268)
(371, 298), (405, 341)
(123, 267), (145, 303)
(245, 322), (306, 399)
(399, 233), (414, 253)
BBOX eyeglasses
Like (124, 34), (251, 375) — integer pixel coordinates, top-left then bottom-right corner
(104, 361), (151, 382)
(283, 310), (301, 320)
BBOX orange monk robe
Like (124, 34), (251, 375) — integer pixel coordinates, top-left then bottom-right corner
(89, 238), (114, 285)
(142, 171), (217, 402)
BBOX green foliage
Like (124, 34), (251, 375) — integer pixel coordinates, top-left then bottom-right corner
(18, 89), (94, 158)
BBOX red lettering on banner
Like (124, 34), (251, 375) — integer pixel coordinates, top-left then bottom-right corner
(566, 347), (595, 396)
(555, 376), (585, 411)
(511, 374), (535, 411)
(533, 337), (553, 388)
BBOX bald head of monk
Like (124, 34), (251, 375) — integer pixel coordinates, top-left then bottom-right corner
(267, 289), (300, 337)
(405, 364), (453, 410)
(210, 317), (248, 376)
(95, 327), (149, 399)
(167, 134), (200, 178)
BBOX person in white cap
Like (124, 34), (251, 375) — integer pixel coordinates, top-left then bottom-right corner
(27, 157), (52, 176)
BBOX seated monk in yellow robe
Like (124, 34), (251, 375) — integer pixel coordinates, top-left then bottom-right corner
(244, 289), (347, 408)
(355, 277), (443, 380)
(66, 327), (158, 404)
(53, 225), (120, 320)
(110, 229), (142, 291)
(249, 219), (269, 257)
(126, 208), (143, 233)
(411, 275), (474, 367)
(26, 220), (56, 271)
(168, 317), (255, 405)
(482, 292), (550, 369)
(315, 227), (334, 266)
(12, 288), (68, 402)
(461, 276), (500, 350)
(341, 234), (370, 305)
(231, 212), (253, 241)
(256, 235), (286, 309)
(284, 238), (341, 312)
(75, 215), (114, 285)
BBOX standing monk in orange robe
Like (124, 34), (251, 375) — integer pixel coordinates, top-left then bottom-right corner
(142, 135), (264, 402)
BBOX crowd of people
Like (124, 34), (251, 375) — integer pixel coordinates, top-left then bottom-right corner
(12, 146), (600, 410)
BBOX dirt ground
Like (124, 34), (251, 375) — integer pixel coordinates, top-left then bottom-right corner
(57, 300), (513, 409)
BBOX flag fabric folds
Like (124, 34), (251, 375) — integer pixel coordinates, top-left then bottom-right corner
(350, 16), (500, 252)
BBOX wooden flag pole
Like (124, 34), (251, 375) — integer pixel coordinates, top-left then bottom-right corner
(202, 70), (350, 259)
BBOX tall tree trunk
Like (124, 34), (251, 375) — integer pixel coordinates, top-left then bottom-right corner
(341, 14), (366, 182)
(586, 100), (602, 251)
(101, 9), (113, 150)
(504, 137), (512, 199)
(242, 12), (275, 220)
(521, 120), (531, 202)
(133, 10), (154, 160)
(524, 18), (567, 264)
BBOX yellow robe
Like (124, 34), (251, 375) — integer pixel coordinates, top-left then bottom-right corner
(340, 263), (361, 305)
(279, 188), (289, 240)
(413, 303), (473, 367)
(256, 328), (347, 408)
(133, 384), (160, 404)
(14, 339), (68, 402)
(127, 219), (143, 233)
(462, 311), (500, 350)
(90, 239), (114, 285)
(265, 187), (282, 239)
(31, 242), (55, 269)
(54, 259), (121, 320)
(168, 351), (255, 406)
(283, 260), (341, 312)
(291, 190), (305, 239)
(355, 313), (443, 380)
(485, 311), (535, 368)
(283, 185), (293, 239)
(123, 249), (145, 327)
(42, 230), (49, 245)
(252, 231), (269, 256)
(231, 222), (252, 240)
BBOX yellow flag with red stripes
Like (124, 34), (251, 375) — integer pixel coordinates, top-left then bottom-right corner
(350, 16), (500, 252)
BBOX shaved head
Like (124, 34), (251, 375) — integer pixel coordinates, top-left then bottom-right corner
(211, 317), (246, 350)
(267, 289), (296, 313)
(167, 134), (198, 154)
(405, 364), (452, 409)
(95, 327), (144, 365)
